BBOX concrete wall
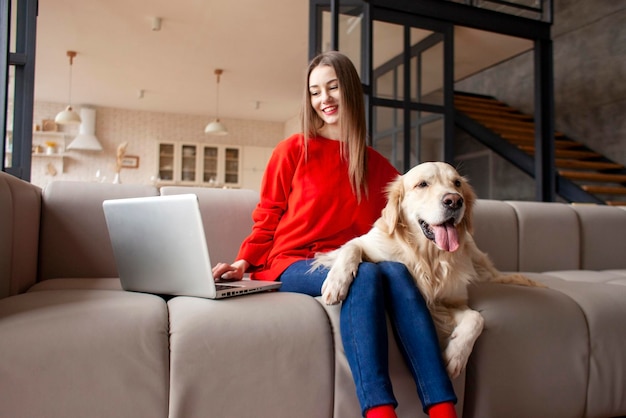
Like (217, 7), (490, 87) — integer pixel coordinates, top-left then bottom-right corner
(454, 0), (625, 201)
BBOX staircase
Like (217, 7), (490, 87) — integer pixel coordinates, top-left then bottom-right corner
(454, 93), (626, 206)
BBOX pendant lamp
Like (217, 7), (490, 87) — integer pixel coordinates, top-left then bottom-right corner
(55, 51), (81, 125)
(204, 69), (228, 135)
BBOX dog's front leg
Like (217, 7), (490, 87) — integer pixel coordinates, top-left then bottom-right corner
(321, 241), (363, 305)
(442, 307), (484, 379)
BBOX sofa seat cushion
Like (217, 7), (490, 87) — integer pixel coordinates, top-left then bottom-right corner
(0, 289), (169, 418)
(542, 269), (626, 286)
(465, 281), (589, 418)
(167, 292), (334, 418)
(532, 271), (626, 417)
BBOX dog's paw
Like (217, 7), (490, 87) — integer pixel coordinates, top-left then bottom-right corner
(497, 273), (548, 288)
(321, 267), (355, 305)
(442, 336), (471, 379)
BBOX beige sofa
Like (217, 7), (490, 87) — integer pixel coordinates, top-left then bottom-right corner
(1, 170), (625, 418)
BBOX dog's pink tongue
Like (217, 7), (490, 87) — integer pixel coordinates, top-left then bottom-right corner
(433, 222), (459, 252)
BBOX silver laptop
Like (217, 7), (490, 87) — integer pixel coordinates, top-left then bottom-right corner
(102, 193), (281, 299)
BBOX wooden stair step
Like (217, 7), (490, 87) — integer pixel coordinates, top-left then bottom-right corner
(581, 185), (626, 195)
(454, 95), (506, 106)
(482, 122), (565, 138)
(555, 159), (624, 170)
(483, 123), (566, 137)
(502, 135), (583, 149)
(518, 146), (601, 159)
(455, 99), (523, 111)
(456, 103), (515, 115)
(471, 115), (537, 128)
(558, 170), (626, 183)
(456, 106), (533, 120)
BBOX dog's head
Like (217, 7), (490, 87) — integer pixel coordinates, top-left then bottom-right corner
(377, 162), (476, 252)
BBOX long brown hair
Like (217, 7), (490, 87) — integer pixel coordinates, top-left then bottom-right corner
(301, 51), (368, 201)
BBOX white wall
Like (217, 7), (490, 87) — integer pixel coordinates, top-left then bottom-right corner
(30, 102), (292, 189)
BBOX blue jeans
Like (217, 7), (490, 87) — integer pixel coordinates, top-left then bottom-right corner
(279, 259), (456, 415)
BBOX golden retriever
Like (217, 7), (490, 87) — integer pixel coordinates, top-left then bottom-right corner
(314, 161), (544, 378)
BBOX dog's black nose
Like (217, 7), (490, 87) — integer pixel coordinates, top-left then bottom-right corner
(442, 193), (463, 210)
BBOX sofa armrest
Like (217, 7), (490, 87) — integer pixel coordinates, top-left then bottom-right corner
(0, 172), (42, 298)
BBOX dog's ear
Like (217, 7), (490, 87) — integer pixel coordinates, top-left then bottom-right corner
(377, 175), (404, 234)
(460, 176), (477, 234)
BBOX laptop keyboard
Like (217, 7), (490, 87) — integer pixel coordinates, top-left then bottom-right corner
(215, 284), (241, 291)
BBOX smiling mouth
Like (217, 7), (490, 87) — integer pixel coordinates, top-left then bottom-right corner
(322, 106), (337, 114)
(419, 218), (460, 252)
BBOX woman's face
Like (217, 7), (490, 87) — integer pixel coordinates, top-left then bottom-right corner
(309, 64), (341, 128)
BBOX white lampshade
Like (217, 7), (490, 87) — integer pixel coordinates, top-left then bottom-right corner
(204, 68), (228, 136)
(54, 105), (82, 125)
(204, 119), (228, 135)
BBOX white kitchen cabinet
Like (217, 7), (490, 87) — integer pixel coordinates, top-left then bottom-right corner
(157, 142), (241, 187)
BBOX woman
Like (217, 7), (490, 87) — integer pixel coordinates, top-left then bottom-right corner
(213, 51), (457, 418)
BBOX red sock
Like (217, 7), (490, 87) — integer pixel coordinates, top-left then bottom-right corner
(365, 404), (397, 418)
(428, 401), (457, 418)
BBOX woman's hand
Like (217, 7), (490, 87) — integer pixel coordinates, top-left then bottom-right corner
(212, 259), (249, 281)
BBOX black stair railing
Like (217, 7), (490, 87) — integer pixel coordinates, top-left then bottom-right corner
(442, 0), (552, 22)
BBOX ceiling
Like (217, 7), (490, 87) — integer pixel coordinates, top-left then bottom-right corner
(34, 0), (532, 124)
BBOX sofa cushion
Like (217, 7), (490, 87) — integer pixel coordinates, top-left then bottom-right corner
(160, 187), (259, 265)
(28, 277), (124, 291)
(536, 271), (626, 417)
(167, 292), (334, 418)
(506, 201), (580, 272)
(570, 204), (626, 270)
(465, 279), (589, 418)
(0, 171), (41, 297)
(471, 199), (519, 272)
(38, 181), (158, 282)
(0, 289), (169, 418)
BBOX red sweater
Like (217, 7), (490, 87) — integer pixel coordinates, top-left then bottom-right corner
(237, 134), (399, 281)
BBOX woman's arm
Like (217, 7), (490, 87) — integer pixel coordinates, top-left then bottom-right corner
(218, 135), (302, 273)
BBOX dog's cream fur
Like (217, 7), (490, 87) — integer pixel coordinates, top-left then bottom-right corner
(314, 162), (544, 378)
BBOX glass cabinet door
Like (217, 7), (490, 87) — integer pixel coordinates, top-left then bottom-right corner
(180, 144), (197, 182)
(203, 146), (218, 184)
(224, 147), (240, 185)
(158, 143), (175, 181)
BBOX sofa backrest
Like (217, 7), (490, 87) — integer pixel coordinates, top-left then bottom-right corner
(38, 181), (159, 281)
(471, 200), (520, 272)
(0, 171), (42, 297)
(570, 204), (626, 270)
(5, 170), (625, 293)
(506, 201), (581, 272)
(160, 187), (259, 267)
(473, 199), (626, 273)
